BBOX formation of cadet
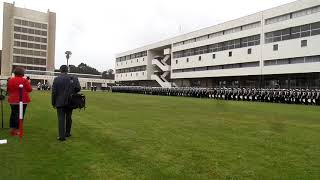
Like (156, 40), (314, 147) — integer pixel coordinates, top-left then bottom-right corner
(111, 86), (320, 105)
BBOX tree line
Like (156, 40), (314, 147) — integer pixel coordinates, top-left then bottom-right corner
(55, 63), (114, 79)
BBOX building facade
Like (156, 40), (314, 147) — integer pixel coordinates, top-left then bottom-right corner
(1, 2), (56, 76)
(115, 0), (320, 89)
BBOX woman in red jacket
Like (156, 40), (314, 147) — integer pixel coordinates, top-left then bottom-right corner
(7, 67), (32, 135)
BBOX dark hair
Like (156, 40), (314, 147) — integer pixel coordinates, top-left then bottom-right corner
(13, 67), (25, 77)
(60, 65), (69, 73)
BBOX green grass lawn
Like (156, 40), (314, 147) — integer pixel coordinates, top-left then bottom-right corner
(0, 91), (319, 179)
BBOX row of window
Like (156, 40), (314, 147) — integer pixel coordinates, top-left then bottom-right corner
(116, 57), (145, 66)
(13, 48), (47, 57)
(14, 33), (47, 44)
(173, 22), (261, 47)
(14, 26), (47, 37)
(116, 65), (147, 74)
(172, 61), (260, 73)
(265, 5), (320, 25)
(13, 56), (46, 66)
(264, 55), (320, 66)
(12, 65), (46, 72)
(265, 22), (320, 43)
(14, 41), (47, 50)
(14, 18), (48, 30)
(116, 51), (147, 62)
(176, 48), (253, 64)
(117, 72), (146, 78)
(173, 35), (260, 59)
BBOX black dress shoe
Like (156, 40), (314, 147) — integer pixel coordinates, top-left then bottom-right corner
(57, 137), (66, 141)
(65, 134), (71, 137)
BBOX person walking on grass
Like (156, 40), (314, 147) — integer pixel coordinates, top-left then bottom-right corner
(7, 67), (32, 136)
(52, 65), (81, 141)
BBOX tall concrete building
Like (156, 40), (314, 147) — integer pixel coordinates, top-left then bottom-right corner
(1, 2), (56, 76)
(115, 0), (320, 89)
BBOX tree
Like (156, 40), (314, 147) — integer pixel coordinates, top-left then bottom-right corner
(102, 69), (115, 79)
(68, 63), (100, 75)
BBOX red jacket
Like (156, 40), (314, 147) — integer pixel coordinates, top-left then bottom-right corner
(7, 76), (32, 104)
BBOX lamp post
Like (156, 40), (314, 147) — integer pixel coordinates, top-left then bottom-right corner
(65, 51), (72, 72)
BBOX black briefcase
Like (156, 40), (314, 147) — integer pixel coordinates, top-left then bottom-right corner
(68, 93), (86, 110)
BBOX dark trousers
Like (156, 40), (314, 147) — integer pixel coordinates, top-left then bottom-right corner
(10, 104), (27, 129)
(57, 107), (73, 138)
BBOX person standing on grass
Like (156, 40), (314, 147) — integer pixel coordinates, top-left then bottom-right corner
(52, 65), (81, 141)
(7, 67), (32, 136)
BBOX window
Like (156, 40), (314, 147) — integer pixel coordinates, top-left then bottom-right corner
(41, 24), (47, 29)
(14, 19), (21, 25)
(21, 42), (27, 48)
(14, 34), (21, 39)
(273, 44), (278, 51)
(34, 44), (40, 49)
(137, 59), (138, 62)
(28, 29), (35, 34)
(172, 34), (260, 58)
(277, 59), (289, 65)
(290, 57), (305, 64)
(248, 48), (252, 54)
(301, 40), (308, 47)
(242, 22), (261, 30)
(143, 58), (144, 61)
(186, 58), (189, 63)
(198, 56), (201, 61)
(229, 51), (232, 57)
(41, 38), (47, 43)
(22, 28), (28, 33)
(176, 60), (178, 64)
(212, 54), (216, 59)
(41, 45), (47, 50)
(41, 31), (47, 36)
(265, 14), (290, 25)
(22, 20), (28, 26)
(305, 56), (320, 63)
(28, 36), (34, 41)
(265, 21), (320, 44)
(28, 43), (34, 49)
(264, 60), (277, 66)
(172, 61), (260, 73)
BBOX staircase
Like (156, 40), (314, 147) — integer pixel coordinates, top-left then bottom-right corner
(151, 75), (172, 88)
(152, 59), (170, 72)
(152, 53), (173, 88)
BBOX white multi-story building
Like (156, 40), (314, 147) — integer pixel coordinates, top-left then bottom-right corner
(115, 0), (320, 89)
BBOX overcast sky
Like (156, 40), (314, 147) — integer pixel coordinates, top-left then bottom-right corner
(0, 0), (296, 71)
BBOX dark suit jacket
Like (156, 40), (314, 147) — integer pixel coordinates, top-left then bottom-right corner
(52, 73), (81, 108)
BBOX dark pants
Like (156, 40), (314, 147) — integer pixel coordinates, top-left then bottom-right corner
(10, 104), (27, 129)
(57, 107), (73, 138)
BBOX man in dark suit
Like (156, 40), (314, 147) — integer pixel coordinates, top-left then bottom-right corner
(52, 65), (81, 141)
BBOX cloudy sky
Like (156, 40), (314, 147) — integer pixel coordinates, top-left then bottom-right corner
(0, 0), (295, 71)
